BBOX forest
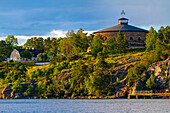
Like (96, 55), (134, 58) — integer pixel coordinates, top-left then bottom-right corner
(0, 26), (169, 99)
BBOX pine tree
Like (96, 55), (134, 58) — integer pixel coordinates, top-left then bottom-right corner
(145, 27), (157, 51)
(70, 59), (87, 96)
(122, 34), (128, 53)
(154, 39), (165, 62)
(90, 34), (103, 57)
(163, 26), (170, 44)
(116, 31), (127, 53)
(105, 36), (116, 54)
(158, 26), (165, 41)
(26, 83), (34, 97)
(11, 79), (22, 93)
(37, 81), (45, 97)
(77, 28), (88, 52)
(146, 74), (156, 89)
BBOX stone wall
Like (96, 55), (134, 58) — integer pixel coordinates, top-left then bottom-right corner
(95, 31), (147, 45)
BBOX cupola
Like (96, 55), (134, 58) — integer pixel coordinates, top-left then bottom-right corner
(118, 18), (128, 25)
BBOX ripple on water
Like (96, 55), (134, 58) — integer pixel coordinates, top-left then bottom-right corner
(0, 99), (169, 113)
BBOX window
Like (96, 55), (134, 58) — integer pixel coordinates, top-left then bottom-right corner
(138, 37), (142, 41)
(130, 37), (133, 41)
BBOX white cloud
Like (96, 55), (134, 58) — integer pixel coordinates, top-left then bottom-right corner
(0, 36), (5, 40)
(83, 30), (95, 36)
(0, 30), (96, 46)
(47, 30), (67, 38)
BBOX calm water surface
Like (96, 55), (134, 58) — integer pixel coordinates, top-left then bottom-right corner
(0, 99), (169, 113)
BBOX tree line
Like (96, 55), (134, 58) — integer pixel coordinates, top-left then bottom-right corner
(0, 26), (169, 98)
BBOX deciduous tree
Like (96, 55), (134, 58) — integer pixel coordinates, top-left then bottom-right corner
(5, 35), (18, 46)
(20, 50), (32, 60)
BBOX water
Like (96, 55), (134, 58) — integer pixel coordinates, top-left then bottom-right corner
(0, 99), (169, 113)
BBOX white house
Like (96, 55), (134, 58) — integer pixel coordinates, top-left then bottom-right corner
(10, 49), (43, 61)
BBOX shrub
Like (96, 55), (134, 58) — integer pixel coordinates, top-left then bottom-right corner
(9, 60), (13, 62)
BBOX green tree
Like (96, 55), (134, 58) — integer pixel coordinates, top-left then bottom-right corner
(158, 26), (170, 44)
(0, 40), (6, 60)
(3, 36), (16, 57)
(46, 84), (56, 98)
(128, 63), (147, 83)
(20, 50), (32, 60)
(158, 26), (165, 41)
(59, 38), (72, 58)
(153, 39), (165, 61)
(5, 62), (27, 82)
(90, 34), (103, 57)
(44, 37), (52, 55)
(26, 83), (34, 97)
(37, 81), (45, 97)
(69, 59), (88, 96)
(24, 37), (44, 51)
(105, 36), (116, 54)
(11, 80), (22, 93)
(122, 34), (128, 52)
(86, 66), (110, 96)
(49, 38), (59, 56)
(58, 29), (89, 57)
(5, 35), (18, 46)
(54, 80), (65, 97)
(85, 54), (110, 96)
(145, 27), (157, 51)
(76, 28), (88, 52)
(95, 52), (107, 69)
(87, 34), (94, 46)
(116, 31), (127, 53)
(37, 53), (48, 61)
(146, 74), (156, 89)
(65, 29), (88, 55)
(163, 26), (170, 44)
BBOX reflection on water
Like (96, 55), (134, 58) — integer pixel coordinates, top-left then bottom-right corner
(0, 99), (169, 113)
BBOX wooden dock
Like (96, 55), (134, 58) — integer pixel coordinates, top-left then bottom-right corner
(128, 90), (170, 99)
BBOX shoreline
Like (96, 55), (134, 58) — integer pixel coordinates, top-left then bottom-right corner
(1, 95), (170, 99)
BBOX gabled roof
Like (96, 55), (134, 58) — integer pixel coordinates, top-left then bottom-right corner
(94, 24), (148, 33)
(16, 49), (43, 57)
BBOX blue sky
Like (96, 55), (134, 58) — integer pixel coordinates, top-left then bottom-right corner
(0, 0), (169, 45)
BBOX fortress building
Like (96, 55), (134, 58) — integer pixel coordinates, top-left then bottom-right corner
(93, 11), (148, 47)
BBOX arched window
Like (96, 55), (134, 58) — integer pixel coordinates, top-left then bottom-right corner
(130, 37), (133, 41)
(138, 37), (142, 41)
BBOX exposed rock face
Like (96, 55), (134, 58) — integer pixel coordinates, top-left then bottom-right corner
(0, 58), (169, 99)
(135, 58), (170, 90)
(1, 86), (12, 99)
(110, 62), (137, 94)
(135, 80), (145, 90)
(148, 58), (169, 89)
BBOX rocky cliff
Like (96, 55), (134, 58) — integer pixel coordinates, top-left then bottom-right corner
(135, 58), (170, 90)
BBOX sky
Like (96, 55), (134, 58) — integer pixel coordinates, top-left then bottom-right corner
(0, 0), (169, 45)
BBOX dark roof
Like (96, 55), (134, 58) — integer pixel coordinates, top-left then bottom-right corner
(94, 24), (148, 33)
(16, 49), (43, 57)
(118, 18), (128, 20)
